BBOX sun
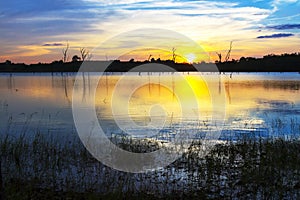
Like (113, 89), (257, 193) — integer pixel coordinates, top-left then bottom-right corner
(186, 53), (196, 63)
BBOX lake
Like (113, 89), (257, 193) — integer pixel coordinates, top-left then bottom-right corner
(0, 72), (300, 141)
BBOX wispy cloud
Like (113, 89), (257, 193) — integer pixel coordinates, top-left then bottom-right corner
(42, 43), (64, 46)
(271, 0), (299, 11)
(1, 0), (300, 63)
(267, 24), (300, 30)
(257, 33), (294, 39)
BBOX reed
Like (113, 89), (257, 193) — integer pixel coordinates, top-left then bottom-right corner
(0, 125), (300, 199)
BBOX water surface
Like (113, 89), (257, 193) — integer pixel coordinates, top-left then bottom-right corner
(0, 72), (299, 140)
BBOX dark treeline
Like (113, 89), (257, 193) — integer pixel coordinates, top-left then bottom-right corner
(1, 52), (300, 72)
(217, 52), (300, 72)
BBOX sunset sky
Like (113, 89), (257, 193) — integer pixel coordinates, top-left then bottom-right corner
(0, 0), (300, 63)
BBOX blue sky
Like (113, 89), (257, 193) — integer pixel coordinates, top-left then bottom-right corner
(0, 0), (299, 63)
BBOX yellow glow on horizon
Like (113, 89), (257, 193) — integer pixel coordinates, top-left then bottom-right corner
(5, 34), (300, 64)
(16, 45), (51, 57)
(185, 53), (196, 63)
(114, 48), (209, 63)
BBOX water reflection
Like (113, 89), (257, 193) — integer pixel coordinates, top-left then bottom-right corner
(0, 72), (299, 140)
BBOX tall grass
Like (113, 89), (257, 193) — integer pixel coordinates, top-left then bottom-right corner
(0, 129), (300, 199)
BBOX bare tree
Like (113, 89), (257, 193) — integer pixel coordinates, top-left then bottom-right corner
(80, 48), (92, 61)
(88, 53), (93, 60)
(62, 42), (69, 63)
(172, 47), (177, 63)
(215, 52), (222, 63)
(225, 41), (233, 62)
(215, 41), (233, 63)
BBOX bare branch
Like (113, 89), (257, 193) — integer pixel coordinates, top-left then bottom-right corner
(215, 41), (233, 63)
(225, 41), (233, 62)
(215, 52), (222, 63)
(87, 53), (93, 61)
(172, 47), (177, 63)
(62, 42), (69, 63)
(80, 48), (91, 61)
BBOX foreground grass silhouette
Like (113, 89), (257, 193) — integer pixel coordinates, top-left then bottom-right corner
(1, 130), (300, 199)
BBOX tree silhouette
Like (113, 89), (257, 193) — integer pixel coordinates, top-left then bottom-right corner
(215, 41), (233, 63)
(62, 42), (69, 63)
(215, 52), (222, 63)
(225, 41), (233, 62)
(72, 55), (81, 62)
(80, 48), (92, 61)
(172, 47), (177, 63)
(5, 60), (12, 65)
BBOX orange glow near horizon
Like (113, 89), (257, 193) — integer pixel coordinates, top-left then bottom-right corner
(2, 38), (300, 64)
(115, 48), (210, 63)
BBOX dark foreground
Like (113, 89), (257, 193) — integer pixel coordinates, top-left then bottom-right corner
(1, 132), (300, 199)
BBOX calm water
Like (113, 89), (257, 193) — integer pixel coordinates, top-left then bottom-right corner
(0, 72), (299, 141)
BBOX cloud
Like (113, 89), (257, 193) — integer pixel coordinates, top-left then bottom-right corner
(2, 0), (297, 63)
(42, 43), (64, 46)
(267, 24), (300, 30)
(257, 33), (294, 39)
(271, 0), (299, 11)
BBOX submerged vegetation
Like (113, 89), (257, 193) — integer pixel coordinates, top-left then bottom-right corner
(1, 130), (300, 199)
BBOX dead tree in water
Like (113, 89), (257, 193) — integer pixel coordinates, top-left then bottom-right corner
(172, 47), (177, 63)
(80, 48), (92, 61)
(62, 42), (69, 63)
(215, 41), (233, 63)
(225, 41), (233, 62)
(216, 52), (222, 63)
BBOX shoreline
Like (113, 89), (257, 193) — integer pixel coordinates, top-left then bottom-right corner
(1, 59), (300, 73)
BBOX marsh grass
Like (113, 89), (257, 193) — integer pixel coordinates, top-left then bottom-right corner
(0, 130), (300, 199)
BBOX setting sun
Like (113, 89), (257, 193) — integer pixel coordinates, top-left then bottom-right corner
(186, 53), (196, 63)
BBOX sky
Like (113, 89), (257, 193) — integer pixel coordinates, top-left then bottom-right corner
(0, 0), (300, 63)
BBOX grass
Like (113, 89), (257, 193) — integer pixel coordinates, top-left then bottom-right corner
(0, 130), (300, 199)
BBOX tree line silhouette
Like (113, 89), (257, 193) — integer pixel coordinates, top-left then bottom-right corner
(1, 52), (300, 72)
